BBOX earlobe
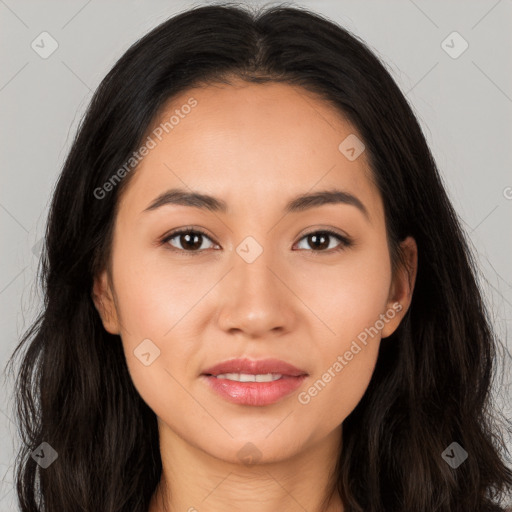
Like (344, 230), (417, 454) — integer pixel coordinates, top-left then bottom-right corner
(91, 270), (120, 335)
(381, 236), (418, 338)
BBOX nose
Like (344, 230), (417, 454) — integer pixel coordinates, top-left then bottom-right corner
(216, 243), (298, 338)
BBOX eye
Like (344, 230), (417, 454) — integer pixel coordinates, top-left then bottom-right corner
(294, 229), (353, 254)
(160, 228), (353, 255)
(161, 228), (218, 253)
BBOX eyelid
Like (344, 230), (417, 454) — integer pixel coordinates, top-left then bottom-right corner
(160, 226), (354, 254)
(297, 226), (351, 242)
(293, 228), (353, 253)
(160, 226), (219, 250)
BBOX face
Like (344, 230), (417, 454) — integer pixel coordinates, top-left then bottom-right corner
(93, 80), (416, 464)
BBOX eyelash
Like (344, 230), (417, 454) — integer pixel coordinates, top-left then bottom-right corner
(160, 227), (353, 256)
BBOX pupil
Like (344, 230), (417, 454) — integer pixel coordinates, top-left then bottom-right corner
(182, 233), (202, 250)
(310, 233), (328, 250)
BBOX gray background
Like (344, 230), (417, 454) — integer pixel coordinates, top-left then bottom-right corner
(1, 0), (511, 509)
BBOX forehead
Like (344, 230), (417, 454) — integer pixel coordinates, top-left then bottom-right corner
(117, 81), (383, 224)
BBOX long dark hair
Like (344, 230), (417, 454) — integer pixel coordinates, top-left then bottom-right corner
(6, 3), (512, 511)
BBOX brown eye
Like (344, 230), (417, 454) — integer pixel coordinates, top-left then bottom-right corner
(162, 229), (217, 252)
(295, 230), (352, 253)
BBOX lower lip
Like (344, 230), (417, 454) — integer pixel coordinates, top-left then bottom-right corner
(202, 375), (307, 406)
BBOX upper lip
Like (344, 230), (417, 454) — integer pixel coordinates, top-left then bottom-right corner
(202, 358), (308, 377)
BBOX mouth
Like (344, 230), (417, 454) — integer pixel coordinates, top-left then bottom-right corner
(209, 372), (284, 382)
(202, 357), (307, 377)
(201, 358), (308, 406)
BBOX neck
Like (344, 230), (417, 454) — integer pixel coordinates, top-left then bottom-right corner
(149, 422), (344, 512)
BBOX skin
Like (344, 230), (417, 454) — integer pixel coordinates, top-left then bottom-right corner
(93, 80), (417, 512)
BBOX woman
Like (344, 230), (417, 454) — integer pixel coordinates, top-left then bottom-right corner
(7, 3), (512, 511)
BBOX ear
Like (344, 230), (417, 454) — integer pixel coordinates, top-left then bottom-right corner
(381, 236), (418, 338)
(91, 270), (120, 335)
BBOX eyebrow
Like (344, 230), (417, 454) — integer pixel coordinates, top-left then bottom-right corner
(142, 187), (370, 220)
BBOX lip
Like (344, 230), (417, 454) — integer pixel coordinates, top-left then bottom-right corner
(202, 357), (307, 377)
(201, 358), (308, 406)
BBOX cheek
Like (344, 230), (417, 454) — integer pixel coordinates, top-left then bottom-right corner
(294, 241), (390, 425)
(110, 239), (208, 339)
(302, 339), (380, 427)
(292, 235), (392, 338)
(297, 311), (382, 434)
(108, 245), (206, 405)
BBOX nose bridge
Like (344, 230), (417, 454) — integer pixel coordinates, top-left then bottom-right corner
(233, 236), (275, 294)
(216, 234), (295, 335)
(232, 234), (280, 302)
